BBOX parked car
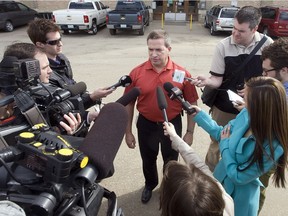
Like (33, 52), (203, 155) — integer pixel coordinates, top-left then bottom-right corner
(204, 5), (239, 35)
(0, 0), (38, 32)
(106, 0), (150, 36)
(258, 6), (288, 37)
(52, 0), (111, 35)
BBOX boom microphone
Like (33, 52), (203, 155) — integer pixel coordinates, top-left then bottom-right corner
(156, 86), (168, 122)
(163, 82), (196, 115)
(108, 75), (132, 90)
(63, 82), (87, 96)
(116, 87), (140, 106)
(78, 102), (128, 180)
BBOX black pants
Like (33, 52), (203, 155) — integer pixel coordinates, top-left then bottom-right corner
(136, 114), (182, 190)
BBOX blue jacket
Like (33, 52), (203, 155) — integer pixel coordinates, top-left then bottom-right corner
(194, 108), (284, 216)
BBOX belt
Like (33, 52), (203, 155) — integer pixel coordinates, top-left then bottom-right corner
(139, 113), (181, 125)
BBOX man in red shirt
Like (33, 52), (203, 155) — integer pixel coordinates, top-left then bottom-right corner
(124, 29), (198, 203)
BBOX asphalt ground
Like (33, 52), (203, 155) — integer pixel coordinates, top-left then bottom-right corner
(0, 20), (287, 216)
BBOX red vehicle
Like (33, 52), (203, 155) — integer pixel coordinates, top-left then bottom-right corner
(258, 6), (288, 37)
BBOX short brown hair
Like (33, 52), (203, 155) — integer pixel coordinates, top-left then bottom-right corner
(27, 18), (61, 44)
(147, 29), (171, 48)
(235, 6), (262, 29)
(262, 37), (288, 70)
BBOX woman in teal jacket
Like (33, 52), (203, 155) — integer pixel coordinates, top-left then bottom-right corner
(192, 76), (288, 216)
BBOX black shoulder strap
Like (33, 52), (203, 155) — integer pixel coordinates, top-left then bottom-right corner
(233, 35), (268, 75)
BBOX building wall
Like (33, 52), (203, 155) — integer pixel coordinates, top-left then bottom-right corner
(19, 0), (288, 20)
(19, 0), (153, 12)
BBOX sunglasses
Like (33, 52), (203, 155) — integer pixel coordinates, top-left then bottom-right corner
(46, 37), (62, 46)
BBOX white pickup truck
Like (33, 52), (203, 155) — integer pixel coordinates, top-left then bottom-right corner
(52, 0), (111, 35)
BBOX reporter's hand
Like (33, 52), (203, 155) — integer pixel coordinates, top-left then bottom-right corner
(59, 112), (81, 135)
(190, 105), (201, 117)
(233, 100), (245, 111)
(190, 75), (208, 88)
(87, 111), (99, 123)
(221, 125), (231, 140)
(163, 122), (178, 140)
(90, 87), (114, 101)
(125, 132), (136, 149)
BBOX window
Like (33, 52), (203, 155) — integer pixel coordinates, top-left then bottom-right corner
(69, 2), (94, 9)
(5, 3), (19, 12)
(17, 3), (29, 11)
(220, 9), (237, 18)
(95, 2), (100, 10)
(261, 8), (276, 19)
(279, 11), (288, 21)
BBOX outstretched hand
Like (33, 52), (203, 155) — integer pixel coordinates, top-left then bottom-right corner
(189, 75), (208, 88)
(163, 122), (178, 140)
(90, 87), (115, 101)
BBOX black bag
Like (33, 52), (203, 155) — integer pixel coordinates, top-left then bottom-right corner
(201, 86), (218, 107)
(201, 36), (267, 108)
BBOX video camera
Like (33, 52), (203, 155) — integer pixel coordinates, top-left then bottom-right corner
(0, 124), (123, 216)
(0, 57), (86, 131)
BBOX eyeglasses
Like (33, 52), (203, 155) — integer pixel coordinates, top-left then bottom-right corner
(45, 37), (62, 46)
(263, 68), (281, 73)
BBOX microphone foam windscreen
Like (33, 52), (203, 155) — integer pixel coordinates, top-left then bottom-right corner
(78, 102), (128, 180)
(156, 86), (167, 110)
(120, 75), (132, 87)
(64, 82), (87, 96)
(116, 87), (140, 106)
(163, 82), (174, 94)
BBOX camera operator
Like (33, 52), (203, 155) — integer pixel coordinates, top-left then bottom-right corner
(1, 43), (98, 136)
(27, 18), (114, 109)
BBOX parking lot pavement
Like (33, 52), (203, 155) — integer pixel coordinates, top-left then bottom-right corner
(0, 20), (287, 216)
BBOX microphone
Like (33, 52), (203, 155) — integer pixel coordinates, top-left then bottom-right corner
(108, 75), (132, 90)
(156, 86), (168, 122)
(78, 102), (128, 180)
(163, 82), (196, 115)
(63, 82), (87, 96)
(116, 87), (140, 106)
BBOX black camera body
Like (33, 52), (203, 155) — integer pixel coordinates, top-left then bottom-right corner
(3, 57), (86, 130)
(0, 126), (115, 216)
(15, 127), (88, 183)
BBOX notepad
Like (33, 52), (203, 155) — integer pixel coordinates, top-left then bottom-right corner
(227, 90), (244, 103)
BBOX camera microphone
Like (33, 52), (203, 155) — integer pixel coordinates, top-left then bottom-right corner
(108, 75), (132, 90)
(78, 102), (128, 180)
(156, 86), (168, 122)
(163, 82), (196, 115)
(116, 87), (140, 106)
(63, 82), (87, 96)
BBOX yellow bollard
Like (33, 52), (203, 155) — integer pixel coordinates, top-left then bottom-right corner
(190, 14), (193, 31)
(162, 13), (164, 29)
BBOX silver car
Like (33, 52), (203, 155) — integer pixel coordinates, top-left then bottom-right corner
(204, 5), (239, 35)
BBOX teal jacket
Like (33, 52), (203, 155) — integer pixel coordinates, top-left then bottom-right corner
(194, 108), (284, 216)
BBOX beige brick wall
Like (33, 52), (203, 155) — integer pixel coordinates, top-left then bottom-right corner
(19, 0), (288, 14)
(19, 0), (153, 12)
(206, 0), (288, 8)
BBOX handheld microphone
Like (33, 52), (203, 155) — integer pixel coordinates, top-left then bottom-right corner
(63, 82), (87, 96)
(163, 82), (196, 115)
(108, 75), (132, 90)
(156, 86), (168, 122)
(78, 102), (128, 180)
(116, 87), (140, 106)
